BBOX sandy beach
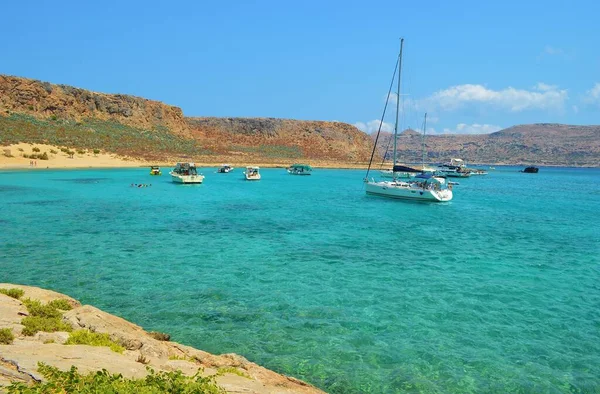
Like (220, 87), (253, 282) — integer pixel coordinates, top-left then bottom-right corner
(0, 143), (372, 170)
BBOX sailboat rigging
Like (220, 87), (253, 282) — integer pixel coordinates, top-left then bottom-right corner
(364, 39), (453, 202)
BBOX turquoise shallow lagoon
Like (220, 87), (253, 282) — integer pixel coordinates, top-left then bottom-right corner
(1, 166), (599, 392)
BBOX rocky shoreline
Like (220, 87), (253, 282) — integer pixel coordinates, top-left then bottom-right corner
(0, 284), (324, 393)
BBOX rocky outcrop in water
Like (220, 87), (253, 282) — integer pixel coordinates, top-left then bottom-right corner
(0, 284), (324, 393)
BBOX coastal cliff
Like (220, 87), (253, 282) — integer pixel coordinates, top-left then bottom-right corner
(0, 75), (375, 166)
(0, 284), (324, 393)
(186, 117), (374, 163)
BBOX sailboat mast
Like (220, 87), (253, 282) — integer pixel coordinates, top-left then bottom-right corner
(393, 38), (404, 168)
(422, 112), (427, 169)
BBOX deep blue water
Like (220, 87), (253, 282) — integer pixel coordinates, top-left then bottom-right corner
(1, 166), (599, 393)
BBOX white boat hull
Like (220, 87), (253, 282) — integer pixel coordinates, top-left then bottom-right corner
(365, 181), (452, 202)
(170, 172), (205, 184)
(245, 174), (261, 181)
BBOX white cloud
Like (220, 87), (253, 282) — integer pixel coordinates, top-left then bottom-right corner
(583, 83), (600, 106)
(354, 120), (394, 134)
(420, 83), (568, 112)
(572, 105), (579, 113)
(544, 45), (564, 56)
(431, 123), (503, 135)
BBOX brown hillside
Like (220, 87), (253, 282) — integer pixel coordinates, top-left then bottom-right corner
(375, 125), (600, 166)
(186, 117), (374, 162)
(0, 75), (375, 165)
(0, 75), (189, 136)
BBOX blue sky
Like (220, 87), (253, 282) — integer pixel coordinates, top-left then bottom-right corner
(1, 0), (598, 134)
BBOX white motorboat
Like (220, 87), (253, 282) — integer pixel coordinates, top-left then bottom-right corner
(244, 166), (261, 181)
(218, 164), (234, 173)
(364, 39), (453, 203)
(435, 158), (471, 178)
(170, 162), (205, 184)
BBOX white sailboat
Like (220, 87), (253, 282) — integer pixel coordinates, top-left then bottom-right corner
(364, 39), (453, 202)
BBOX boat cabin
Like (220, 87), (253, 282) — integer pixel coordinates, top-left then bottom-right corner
(172, 162), (198, 176)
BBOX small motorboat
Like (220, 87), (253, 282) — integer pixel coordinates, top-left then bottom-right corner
(244, 166), (261, 181)
(218, 164), (234, 173)
(149, 166), (162, 176)
(170, 163), (205, 184)
(521, 166), (539, 173)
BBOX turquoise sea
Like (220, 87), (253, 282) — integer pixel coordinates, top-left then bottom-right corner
(1, 166), (599, 393)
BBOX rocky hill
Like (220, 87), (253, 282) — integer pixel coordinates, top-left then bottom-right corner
(1, 75), (598, 166)
(187, 117), (373, 163)
(0, 75), (374, 165)
(375, 124), (600, 166)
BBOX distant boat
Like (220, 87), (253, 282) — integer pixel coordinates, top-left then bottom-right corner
(287, 164), (312, 175)
(149, 166), (162, 176)
(218, 164), (234, 173)
(244, 166), (261, 181)
(364, 39), (453, 202)
(435, 158), (471, 178)
(470, 169), (488, 176)
(170, 163), (205, 184)
(521, 166), (539, 173)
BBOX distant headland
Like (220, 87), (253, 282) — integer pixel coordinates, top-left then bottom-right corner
(1, 75), (598, 168)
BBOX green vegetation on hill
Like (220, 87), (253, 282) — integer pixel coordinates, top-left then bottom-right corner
(0, 113), (210, 160)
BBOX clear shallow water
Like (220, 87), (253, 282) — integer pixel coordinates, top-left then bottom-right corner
(1, 166), (599, 393)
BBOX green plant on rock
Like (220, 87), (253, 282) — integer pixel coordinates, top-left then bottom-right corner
(21, 316), (72, 336)
(216, 367), (251, 379)
(0, 288), (25, 299)
(7, 363), (224, 394)
(93, 148), (100, 155)
(23, 299), (62, 318)
(32, 147), (40, 153)
(20, 298), (73, 336)
(47, 299), (73, 311)
(65, 330), (125, 353)
(0, 328), (14, 344)
(39, 152), (49, 160)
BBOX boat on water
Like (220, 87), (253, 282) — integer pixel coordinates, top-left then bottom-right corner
(435, 158), (471, 178)
(287, 164), (312, 175)
(521, 166), (539, 173)
(244, 166), (261, 181)
(470, 169), (488, 176)
(169, 163), (205, 184)
(364, 39), (453, 202)
(149, 166), (162, 176)
(218, 164), (234, 173)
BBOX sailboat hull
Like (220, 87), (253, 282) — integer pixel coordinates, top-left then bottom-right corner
(365, 181), (452, 202)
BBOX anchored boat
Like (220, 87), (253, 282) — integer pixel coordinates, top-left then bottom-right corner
(170, 163), (205, 184)
(218, 164), (234, 173)
(287, 164), (312, 175)
(244, 166), (261, 181)
(363, 39), (453, 202)
(149, 166), (162, 176)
